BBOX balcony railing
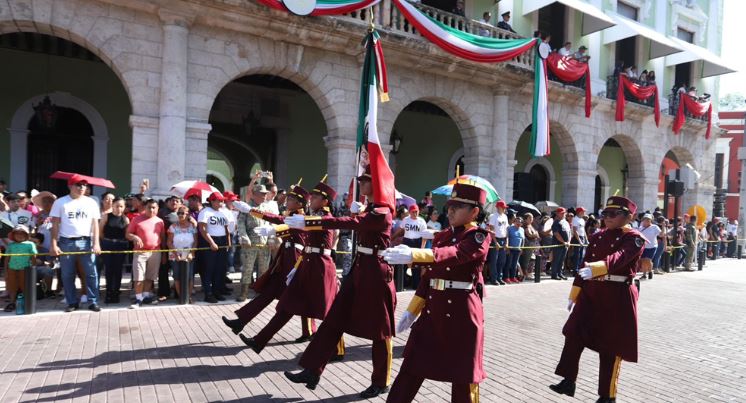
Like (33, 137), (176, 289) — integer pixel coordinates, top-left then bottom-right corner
(605, 75), (655, 108)
(337, 0), (534, 70)
(667, 94), (709, 123)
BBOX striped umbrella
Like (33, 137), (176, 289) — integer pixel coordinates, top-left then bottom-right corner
(431, 175), (500, 203)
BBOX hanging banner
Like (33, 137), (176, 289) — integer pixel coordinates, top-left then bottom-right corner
(546, 53), (592, 118)
(672, 95), (713, 139)
(615, 75), (660, 127)
(255, 0), (380, 16)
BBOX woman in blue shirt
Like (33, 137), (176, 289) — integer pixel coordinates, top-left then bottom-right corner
(506, 217), (525, 283)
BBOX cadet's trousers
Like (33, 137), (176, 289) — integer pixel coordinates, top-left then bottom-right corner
(235, 292), (316, 337)
(387, 368), (479, 403)
(252, 308), (337, 352)
(240, 246), (270, 285)
(555, 336), (623, 398)
(299, 320), (391, 387)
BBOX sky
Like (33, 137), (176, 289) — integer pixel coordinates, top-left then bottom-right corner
(719, 0), (745, 96)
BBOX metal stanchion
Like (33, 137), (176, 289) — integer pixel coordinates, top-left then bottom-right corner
(178, 260), (190, 305)
(534, 253), (542, 283)
(697, 249), (705, 271)
(23, 265), (37, 315)
(395, 265), (405, 292)
(738, 245), (743, 260)
(663, 251), (670, 273)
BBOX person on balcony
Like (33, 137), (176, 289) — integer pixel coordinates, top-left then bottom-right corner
(573, 46), (590, 63)
(497, 11), (516, 33)
(559, 42), (573, 57)
(478, 12), (492, 37)
(451, 0), (465, 16)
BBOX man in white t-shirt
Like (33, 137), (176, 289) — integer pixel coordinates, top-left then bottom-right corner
(49, 175), (102, 312)
(638, 214), (661, 277)
(488, 201), (509, 285)
(571, 207), (588, 274)
(392, 205), (428, 289)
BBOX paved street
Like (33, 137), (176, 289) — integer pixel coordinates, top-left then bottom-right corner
(1, 259), (745, 403)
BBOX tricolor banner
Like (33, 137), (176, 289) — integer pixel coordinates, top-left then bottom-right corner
(355, 30), (396, 211)
(255, 0), (380, 15)
(531, 45), (550, 157)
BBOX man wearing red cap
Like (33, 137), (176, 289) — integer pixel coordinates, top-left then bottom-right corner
(221, 184), (318, 342)
(487, 200), (509, 285)
(549, 196), (645, 403)
(197, 191), (232, 303)
(237, 180), (342, 357)
(391, 204), (427, 289)
(284, 170), (396, 399)
(382, 182), (490, 402)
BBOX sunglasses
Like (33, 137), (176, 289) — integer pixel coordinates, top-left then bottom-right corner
(602, 210), (627, 218)
(73, 182), (88, 188)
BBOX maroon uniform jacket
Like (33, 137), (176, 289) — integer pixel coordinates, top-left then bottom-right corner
(275, 209), (337, 320)
(250, 210), (307, 297)
(563, 226), (645, 362)
(401, 223), (490, 384)
(315, 204), (396, 340)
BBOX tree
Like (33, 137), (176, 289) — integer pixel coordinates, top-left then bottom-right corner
(719, 93), (746, 111)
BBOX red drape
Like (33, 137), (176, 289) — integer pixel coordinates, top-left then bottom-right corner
(546, 53), (592, 117)
(672, 95), (713, 139)
(615, 75), (660, 127)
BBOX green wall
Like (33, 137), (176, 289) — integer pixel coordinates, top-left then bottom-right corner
(392, 110), (462, 201)
(285, 93), (326, 186)
(0, 48), (132, 193)
(514, 129), (564, 202)
(597, 144), (627, 196)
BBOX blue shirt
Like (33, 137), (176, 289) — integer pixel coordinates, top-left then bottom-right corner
(507, 226), (525, 248)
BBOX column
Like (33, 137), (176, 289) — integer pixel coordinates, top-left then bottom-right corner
(153, 10), (192, 197)
(184, 120), (212, 181)
(129, 115), (160, 193)
(8, 128), (29, 191)
(562, 167), (596, 209)
(738, 147), (746, 247)
(323, 135), (357, 200)
(491, 92), (509, 199)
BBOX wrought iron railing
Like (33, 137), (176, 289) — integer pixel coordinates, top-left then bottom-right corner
(605, 75), (655, 107)
(667, 94), (709, 122)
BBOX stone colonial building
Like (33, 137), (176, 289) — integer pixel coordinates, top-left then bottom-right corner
(0, 0), (734, 214)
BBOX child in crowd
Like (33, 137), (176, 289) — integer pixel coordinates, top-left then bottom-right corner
(3, 225), (37, 312)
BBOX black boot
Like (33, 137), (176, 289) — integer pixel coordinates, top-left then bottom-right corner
(222, 316), (243, 335)
(238, 334), (262, 354)
(549, 378), (576, 397)
(294, 334), (313, 343)
(596, 398), (616, 403)
(284, 369), (320, 390)
(359, 384), (390, 399)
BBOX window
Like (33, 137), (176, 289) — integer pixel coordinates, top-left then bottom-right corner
(674, 28), (695, 90)
(617, 2), (639, 20)
(538, 2), (566, 51)
(677, 28), (694, 43)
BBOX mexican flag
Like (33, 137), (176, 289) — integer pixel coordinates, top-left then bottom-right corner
(355, 30), (396, 211)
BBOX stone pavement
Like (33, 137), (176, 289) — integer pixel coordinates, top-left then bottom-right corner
(1, 259), (745, 403)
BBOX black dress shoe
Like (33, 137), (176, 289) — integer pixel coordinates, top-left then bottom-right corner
(222, 316), (244, 335)
(549, 379), (576, 397)
(497, 279), (506, 285)
(239, 334), (262, 353)
(88, 303), (101, 312)
(220, 288), (233, 295)
(294, 335), (313, 343)
(359, 384), (390, 399)
(65, 304), (79, 313)
(284, 369), (320, 390)
(551, 276), (561, 280)
(559, 274), (568, 280)
(205, 295), (218, 303)
(595, 398), (616, 403)
(214, 294), (226, 301)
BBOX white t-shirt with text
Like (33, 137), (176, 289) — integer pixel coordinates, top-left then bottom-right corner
(402, 216), (427, 239)
(489, 212), (509, 238)
(49, 195), (101, 238)
(198, 207), (230, 237)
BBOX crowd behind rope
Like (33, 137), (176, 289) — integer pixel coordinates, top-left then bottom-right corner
(0, 175), (740, 314)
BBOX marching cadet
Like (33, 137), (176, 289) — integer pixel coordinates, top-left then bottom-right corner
(549, 196), (645, 403)
(284, 168), (397, 399)
(235, 179), (343, 357)
(220, 183), (317, 342)
(382, 182), (490, 403)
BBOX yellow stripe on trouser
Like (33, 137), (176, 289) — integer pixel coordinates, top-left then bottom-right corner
(307, 318), (315, 335)
(385, 337), (393, 386)
(336, 336), (345, 356)
(470, 383), (479, 403)
(610, 356), (622, 398)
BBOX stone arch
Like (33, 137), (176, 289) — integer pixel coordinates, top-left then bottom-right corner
(525, 158), (557, 202)
(598, 134), (647, 207)
(9, 92), (109, 193)
(0, 1), (153, 116)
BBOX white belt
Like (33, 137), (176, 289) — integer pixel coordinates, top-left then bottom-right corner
(429, 278), (473, 291)
(591, 274), (631, 283)
(304, 246), (332, 256)
(357, 246), (385, 256)
(285, 242), (304, 251)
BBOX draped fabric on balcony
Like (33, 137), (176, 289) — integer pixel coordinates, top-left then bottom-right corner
(546, 53), (592, 117)
(255, 0), (381, 15)
(672, 95), (713, 139)
(392, 0), (549, 156)
(615, 75), (660, 127)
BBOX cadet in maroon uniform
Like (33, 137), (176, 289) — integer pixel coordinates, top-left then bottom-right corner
(220, 184), (318, 341)
(383, 183), (490, 403)
(284, 170), (397, 399)
(236, 181), (342, 355)
(549, 196), (645, 403)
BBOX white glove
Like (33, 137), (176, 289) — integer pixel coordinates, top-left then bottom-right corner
(382, 245), (414, 265)
(578, 267), (593, 280)
(418, 229), (436, 240)
(285, 214), (306, 229)
(350, 201), (365, 214)
(286, 268), (297, 285)
(233, 201), (252, 213)
(567, 299), (574, 312)
(253, 225), (276, 237)
(396, 310), (418, 334)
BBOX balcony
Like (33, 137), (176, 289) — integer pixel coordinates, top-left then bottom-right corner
(667, 94), (709, 123)
(337, 0), (534, 70)
(605, 75), (655, 108)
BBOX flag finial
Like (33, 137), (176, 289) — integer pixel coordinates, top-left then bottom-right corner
(320, 174), (328, 184)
